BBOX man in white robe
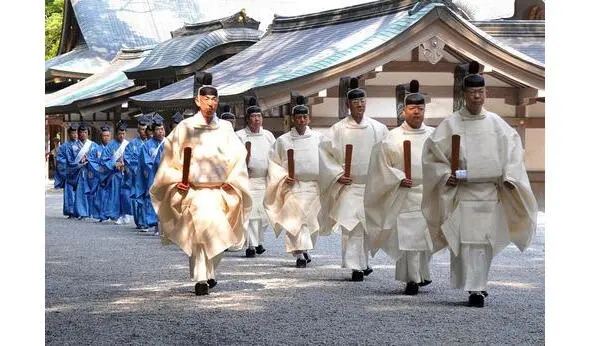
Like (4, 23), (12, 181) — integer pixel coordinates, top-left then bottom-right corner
(421, 61), (538, 307)
(235, 97), (276, 258)
(318, 77), (389, 281)
(150, 73), (252, 296)
(264, 95), (322, 268)
(365, 80), (434, 294)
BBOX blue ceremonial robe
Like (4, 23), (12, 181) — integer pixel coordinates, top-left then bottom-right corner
(124, 136), (148, 228)
(87, 142), (109, 220)
(139, 137), (164, 227)
(56, 141), (77, 217)
(54, 144), (66, 189)
(68, 139), (97, 218)
(101, 139), (132, 220)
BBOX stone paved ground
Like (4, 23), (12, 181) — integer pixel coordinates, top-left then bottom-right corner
(45, 189), (544, 345)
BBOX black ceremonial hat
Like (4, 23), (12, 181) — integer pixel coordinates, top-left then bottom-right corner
(115, 120), (127, 131)
(404, 80), (425, 106)
(172, 111), (183, 124)
(220, 104), (236, 120)
(463, 60), (485, 89)
(346, 77), (366, 100)
(292, 95), (309, 115)
(194, 72), (218, 98)
(100, 123), (111, 132)
(67, 123), (79, 132)
(244, 96), (261, 117)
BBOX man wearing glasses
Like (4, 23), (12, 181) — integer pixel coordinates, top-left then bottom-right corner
(318, 77), (389, 282)
(422, 61), (538, 307)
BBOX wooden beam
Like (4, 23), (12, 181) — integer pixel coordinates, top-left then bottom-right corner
(382, 61), (456, 73)
(308, 96), (325, 106)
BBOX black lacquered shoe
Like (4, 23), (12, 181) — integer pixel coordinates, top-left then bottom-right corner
(255, 245), (266, 255)
(296, 258), (306, 268)
(468, 293), (485, 307)
(363, 267), (373, 276)
(405, 282), (419, 295)
(303, 252), (311, 263)
(418, 280), (432, 287)
(194, 282), (209, 296)
(207, 279), (217, 289)
(352, 270), (364, 281)
(245, 248), (256, 258)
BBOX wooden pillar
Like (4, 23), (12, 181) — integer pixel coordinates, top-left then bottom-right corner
(515, 103), (527, 148)
(338, 76), (351, 119)
(453, 63), (468, 111)
(395, 83), (408, 127)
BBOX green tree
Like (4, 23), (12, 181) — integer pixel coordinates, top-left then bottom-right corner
(45, 0), (65, 60)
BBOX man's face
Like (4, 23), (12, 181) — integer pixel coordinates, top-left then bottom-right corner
(101, 131), (111, 145)
(67, 130), (77, 141)
(248, 113), (263, 132)
(197, 95), (218, 118)
(78, 129), (88, 141)
(293, 114), (309, 133)
(464, 87), (486, 113)
(154, 125), (165, 141)
(403, 104), (425, 129)
(116, 130), (125, 142)
(138, 125), (147, 139)
(347, 98), (366, 119)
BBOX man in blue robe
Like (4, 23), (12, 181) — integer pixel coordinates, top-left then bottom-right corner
(57, 124), (78, 218)
(87, 124), (112, 221)
(140, 114), (166, 235)
(124, 115), (150, 230)
(68, 122), (98, 219)
(101, 121), (133, 224)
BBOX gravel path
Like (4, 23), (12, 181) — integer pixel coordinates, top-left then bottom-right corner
(45, 190), (544, 345)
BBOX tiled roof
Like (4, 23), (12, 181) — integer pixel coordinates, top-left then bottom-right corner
(45, 44), (110, 78)
(45, 49), (150, 112)
(125, 27), (263, 75)
(70, 0), (200, 60)
(131, 1), (430, 103)
(472, 20), (545, 64)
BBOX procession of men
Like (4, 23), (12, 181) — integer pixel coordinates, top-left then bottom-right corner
(52, 60), (537, 306)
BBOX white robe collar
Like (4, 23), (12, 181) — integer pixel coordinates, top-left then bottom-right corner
(289, 126), (312, 140)
(193, 111), (220, 129)
(244, 126), (265, 136)
(400, 121), (427, 134)
(344, 115), (369, 129)
(459, 106), (487, 120)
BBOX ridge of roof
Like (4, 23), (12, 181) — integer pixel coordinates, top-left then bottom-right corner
(471, 20), (545, 37)
(172, 10), (260, 37)
(269, 0), (418, 33)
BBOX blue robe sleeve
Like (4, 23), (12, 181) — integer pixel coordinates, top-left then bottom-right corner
(138, 142), (153, 198)
(65, 142), (82, 186)
(54, 144), (67, 188)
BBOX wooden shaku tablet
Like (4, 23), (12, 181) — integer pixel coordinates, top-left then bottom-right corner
(451, 134), (460, 174)
(287, 149), (295, 179)
(344, 144), (353, 178)
(177, 147), (192, 191)
(245, 141), (252, 166)
(403, 140), (411, 179)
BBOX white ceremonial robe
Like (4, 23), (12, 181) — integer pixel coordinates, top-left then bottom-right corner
(236, 127), (276, 247)
(364, 122), (434, 283)
(318, 115), (389, 270)
(150, 113), (252, 282)
(422, 107), (538, 291)
(264, 127), (322, 254)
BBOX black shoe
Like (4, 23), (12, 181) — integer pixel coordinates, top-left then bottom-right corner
(418, 280), (432, 287)
(207, 279), (217, 289)
(363, 267), (373, 276)
(352, 270), (364, 282)
(468, 293), (485, 307)
(255, 245), (266, 255)
(194, 282), (209, 296)
(481, 290), (488, 297)
(405, 282), (419, 295)
(245, 248), (256, 258)
(303, 252), (312, 263)
(296, 258), (307, 268)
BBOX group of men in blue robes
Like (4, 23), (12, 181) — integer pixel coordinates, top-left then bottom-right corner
(54, 113), (178, 233)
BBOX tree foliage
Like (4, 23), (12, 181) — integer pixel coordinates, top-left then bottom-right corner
(45, 0), (65, 60)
